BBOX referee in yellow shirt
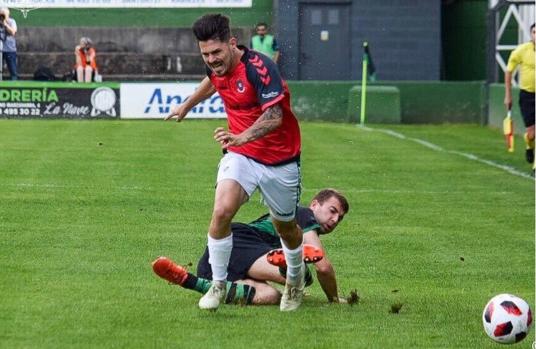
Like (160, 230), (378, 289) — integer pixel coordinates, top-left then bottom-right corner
(504, 23), (535, 169)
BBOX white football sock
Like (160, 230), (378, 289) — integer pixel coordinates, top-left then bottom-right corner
(207, 233), (233, 282)
(281, 239), (303, 284)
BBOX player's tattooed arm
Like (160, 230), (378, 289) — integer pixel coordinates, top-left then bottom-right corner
(242, 104), (283, 142)
(213, 104), (283, 147)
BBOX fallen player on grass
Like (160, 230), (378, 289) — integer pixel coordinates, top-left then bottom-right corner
(153, 188), (350, 306)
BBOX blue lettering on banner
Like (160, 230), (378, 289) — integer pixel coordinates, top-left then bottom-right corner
(166, 95), (181, 110)
(144, 88), (224, 115)
(145, 88), (162, 113)
(209, 95), (224, 113)
(144, 88), (184, 114)
(192, 95), (225, 114)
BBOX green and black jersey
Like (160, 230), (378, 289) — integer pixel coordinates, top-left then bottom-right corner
(248, 206), (321, 237)
(197, 206), (322, 281)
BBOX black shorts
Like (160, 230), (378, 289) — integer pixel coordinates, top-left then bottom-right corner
(519, 90), (535, 127)
(197, 223), (281, 281)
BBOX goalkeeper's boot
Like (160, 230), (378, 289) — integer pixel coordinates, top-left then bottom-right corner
(152, 256), (188, 286)
(267, 244), (324, 268)
(198, 281), (226, 311)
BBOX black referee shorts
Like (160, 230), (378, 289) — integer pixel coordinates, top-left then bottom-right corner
(197, 223), (281, 282)
(519, 90), (535, 128)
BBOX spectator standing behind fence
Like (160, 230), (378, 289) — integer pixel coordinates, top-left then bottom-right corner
(75, 37), (98, 82)
(504, 23), (535, 172)
(0, 7), (17, 80)
(250, 22), (279, 63)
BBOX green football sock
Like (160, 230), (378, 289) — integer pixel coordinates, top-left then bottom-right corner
(223, 282), (256, 305)
(181, 272), (212, 293)
(182, 273), (256, 305)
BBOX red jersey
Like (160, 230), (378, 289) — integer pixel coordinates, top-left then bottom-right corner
(208, 46), (301, 165)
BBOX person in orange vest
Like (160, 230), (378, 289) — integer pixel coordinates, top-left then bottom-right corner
(75, 37), (98, 83)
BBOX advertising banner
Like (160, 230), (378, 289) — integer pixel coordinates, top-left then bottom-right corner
(0, 84), (120, 119)
(0, 0), (251, 8)
(120, 83), (226, 119)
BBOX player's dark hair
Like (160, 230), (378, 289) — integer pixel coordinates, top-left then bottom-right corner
(312, 189), (350, 214)
(193, 14), (231, 42)
(256, 22), (268, 29)
(531, 23), (535, 31)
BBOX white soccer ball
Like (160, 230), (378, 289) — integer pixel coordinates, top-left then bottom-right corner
(482, 293), (533, 344)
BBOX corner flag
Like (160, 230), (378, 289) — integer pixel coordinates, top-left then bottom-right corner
(363, 42), (376, 82)
(360, 42), (376, 126)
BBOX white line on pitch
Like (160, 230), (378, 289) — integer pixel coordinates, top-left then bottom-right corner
(3, 183), (147, 190)
(363, 126), (533, 180)
(303, 188), (513, 195)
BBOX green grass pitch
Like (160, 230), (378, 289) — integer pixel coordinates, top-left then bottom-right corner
(0, 119), (533, 348)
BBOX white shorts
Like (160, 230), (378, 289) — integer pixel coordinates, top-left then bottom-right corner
(216, 152), (301, 222)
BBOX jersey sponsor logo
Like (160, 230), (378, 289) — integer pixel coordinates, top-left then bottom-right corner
(261, 91), (280, 99)
(249, 54), (272, 86)
(236, 79), (245, 93)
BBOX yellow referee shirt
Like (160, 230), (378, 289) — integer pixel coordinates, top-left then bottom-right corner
(506, 42), (535, 93)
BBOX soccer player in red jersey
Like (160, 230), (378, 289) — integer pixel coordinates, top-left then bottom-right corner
(165, 14), (304, 311)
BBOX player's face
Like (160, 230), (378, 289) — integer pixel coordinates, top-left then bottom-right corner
(531, 27), (535, 44)
(311, 196), (346, 234)
(256, 26), (267, 37)
(199, 38), (236, 76)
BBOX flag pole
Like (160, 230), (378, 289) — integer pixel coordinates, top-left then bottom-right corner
(360, 42), (368, 126)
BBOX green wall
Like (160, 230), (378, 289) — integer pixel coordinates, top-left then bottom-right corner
(347, 86), (401, 124)
(11, 0), (272, 27)
(0, 80), (119, 88)
(372, 81), (486, 124)
(287, 81), (355, 122)
(440, 0), (519, 82)
(441, 0), (487, 80)
(288, 81), (486, 124)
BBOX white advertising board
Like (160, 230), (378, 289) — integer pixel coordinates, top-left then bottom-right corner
(120, 83), (226, 119)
